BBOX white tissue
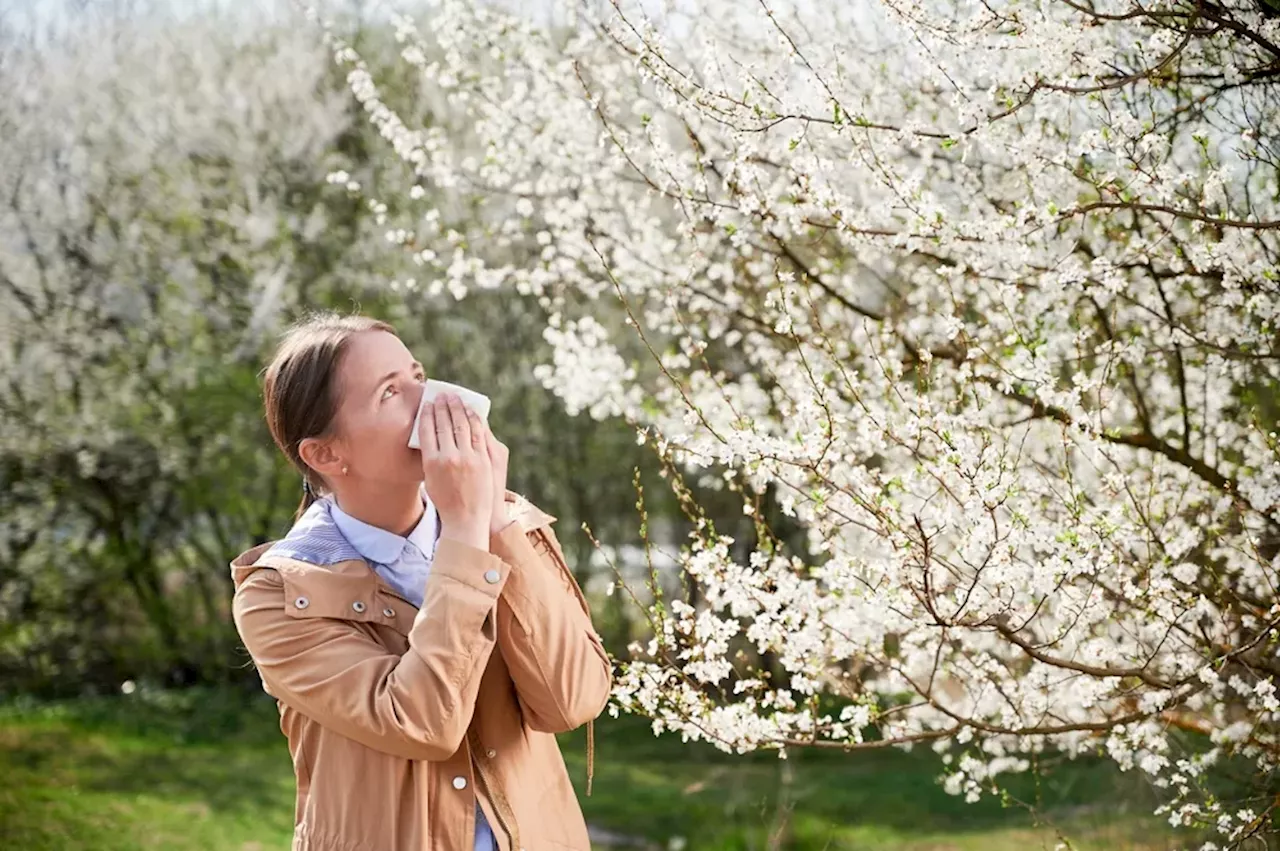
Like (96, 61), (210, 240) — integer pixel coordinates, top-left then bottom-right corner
(408, 379), (492, 449)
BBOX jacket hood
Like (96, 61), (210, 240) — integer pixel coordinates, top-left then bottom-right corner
(230, 542), (277, 590)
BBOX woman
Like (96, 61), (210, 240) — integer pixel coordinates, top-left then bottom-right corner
(230, 313), (611, 851)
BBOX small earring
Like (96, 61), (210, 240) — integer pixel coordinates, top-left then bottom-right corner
(342, 465), (349, 475)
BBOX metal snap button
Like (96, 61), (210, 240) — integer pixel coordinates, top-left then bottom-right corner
(452, 776), (467, 790)
(483, 569), (500, 585)
(382, 607), (395, 618)
(294, 596), (309, 609)
(352, 601), (366, 613)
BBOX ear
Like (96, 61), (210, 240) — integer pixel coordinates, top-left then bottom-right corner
(298, 435), (345, 484)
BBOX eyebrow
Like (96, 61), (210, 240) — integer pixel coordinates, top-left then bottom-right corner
(371, 361), (425, 396)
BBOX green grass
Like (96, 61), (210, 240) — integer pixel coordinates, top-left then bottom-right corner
(560, 719), (1179, 850)
(0, 688), (1185, 850)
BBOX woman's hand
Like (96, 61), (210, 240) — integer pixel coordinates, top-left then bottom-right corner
(418, 393), (492, 551)
(484, 426), (511, 535)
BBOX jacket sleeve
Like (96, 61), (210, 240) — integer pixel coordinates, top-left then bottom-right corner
(232, 538), (509, 761)
(490, 519), (612, 733)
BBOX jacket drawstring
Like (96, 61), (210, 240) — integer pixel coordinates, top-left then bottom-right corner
(586, 719), (595, 796)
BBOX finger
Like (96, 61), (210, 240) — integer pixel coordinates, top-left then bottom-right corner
(485, 429), (507, 464)
(421, 402), (440, 454)
(445, 394), (472, 451)
(466, 408), (485, 450)
(434, 395), (456, 451)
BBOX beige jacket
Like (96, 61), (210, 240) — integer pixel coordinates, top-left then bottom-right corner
(230, 494), (611, 851)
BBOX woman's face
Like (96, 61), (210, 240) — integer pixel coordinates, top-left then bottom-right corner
(326, 329), (426, 487)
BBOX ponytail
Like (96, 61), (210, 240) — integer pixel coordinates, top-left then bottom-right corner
(295, 478), (319, 522)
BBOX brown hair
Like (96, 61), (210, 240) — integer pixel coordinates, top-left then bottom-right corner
(262, 312), (396, 521)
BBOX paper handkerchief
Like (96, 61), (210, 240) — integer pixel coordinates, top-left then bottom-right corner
(408, 379), (492, 449)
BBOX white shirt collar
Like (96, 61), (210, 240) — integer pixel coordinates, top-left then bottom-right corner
(328, 486), (438, 565)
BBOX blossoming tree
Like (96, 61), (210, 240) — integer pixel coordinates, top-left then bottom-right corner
(325, 0), (1279, 841)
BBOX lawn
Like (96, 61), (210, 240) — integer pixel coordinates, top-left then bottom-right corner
(0, 688), (1188, 850)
